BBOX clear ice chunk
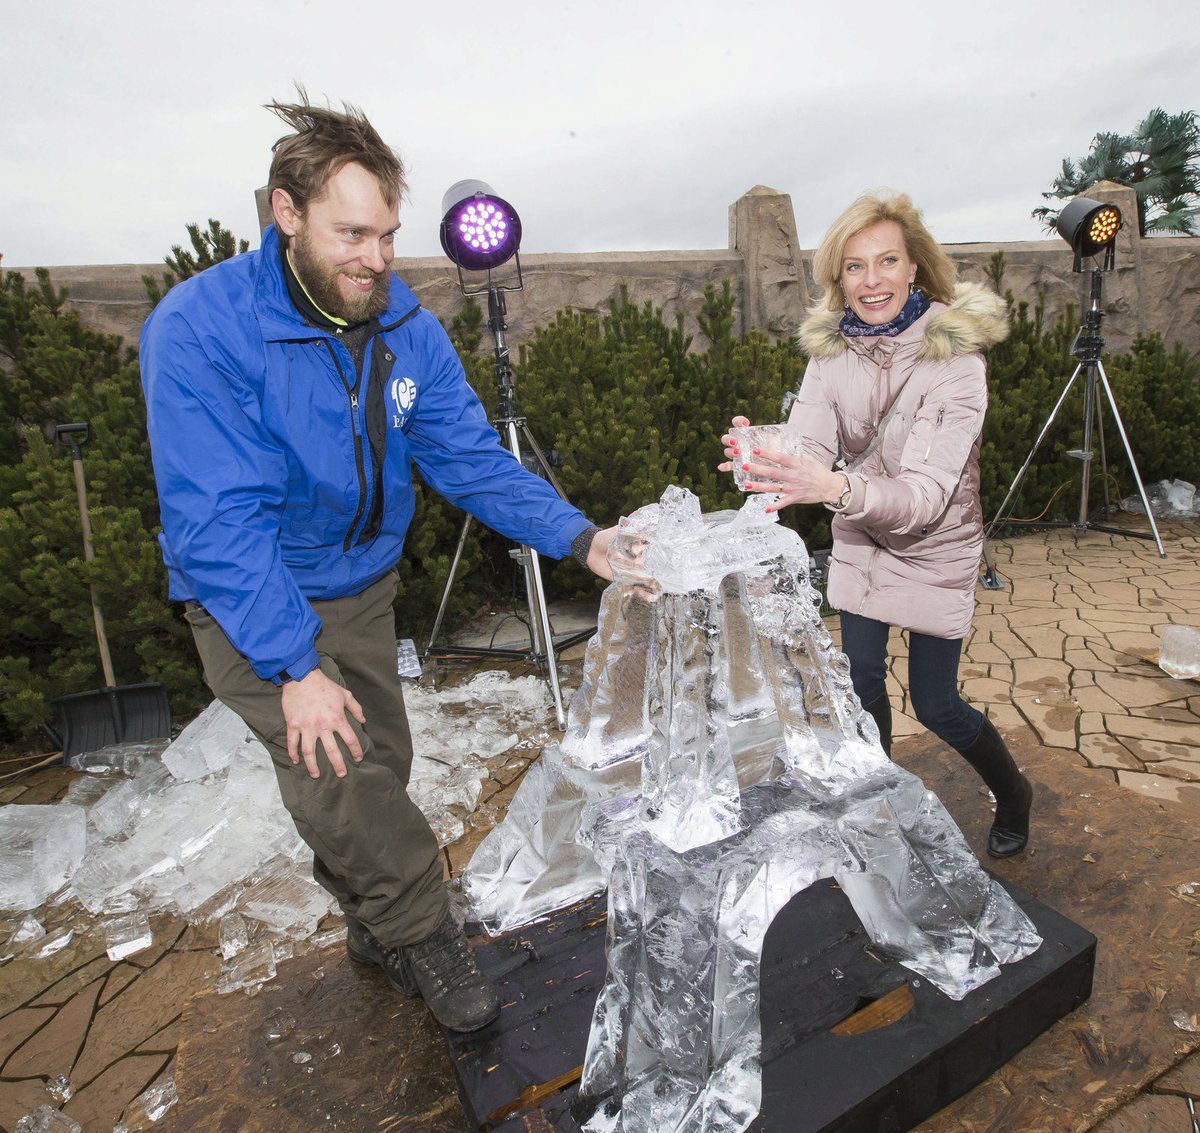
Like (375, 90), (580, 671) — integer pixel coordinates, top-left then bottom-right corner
(33, 927), (75, 959)
(1158, 623), (1200, 679)
(14, 1106), (82, 1133)
(728, 423), (803, 491)
(465, 486), (1042, 1133)
(1122, 478), (1199, 518)
(0, 806), (87, 912)
(216, 939), (277, 994)
(162, 698), (256, 781)
(45, 1074), (72, 1103)
(219, 911), (250, 960)
(114, 1074), (178, 1130)
(68, 739), (168, 776)
(241, 858), (334, 938)
(105, 912), (153, 961)
(11, 913), (47, 943)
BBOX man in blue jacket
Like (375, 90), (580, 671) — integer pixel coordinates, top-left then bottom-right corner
(140, 94), (616, 1033)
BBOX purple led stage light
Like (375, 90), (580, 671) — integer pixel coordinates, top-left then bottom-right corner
(439, 179), (522, 272)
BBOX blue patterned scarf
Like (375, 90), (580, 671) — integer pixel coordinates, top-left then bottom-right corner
(840, 287), (930, 338)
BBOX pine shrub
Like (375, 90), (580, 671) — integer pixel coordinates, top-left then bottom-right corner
(4, 245), (1199, 745)
(0, 271), (205, 741)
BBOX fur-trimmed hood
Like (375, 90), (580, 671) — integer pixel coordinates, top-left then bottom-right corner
(797, 282), (1010, 361)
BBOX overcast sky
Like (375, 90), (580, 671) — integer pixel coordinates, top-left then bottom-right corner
(3, 0), (1196, 269)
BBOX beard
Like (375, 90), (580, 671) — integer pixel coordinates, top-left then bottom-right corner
(291, 227), (390, 323)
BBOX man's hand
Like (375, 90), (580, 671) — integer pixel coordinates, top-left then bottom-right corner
(280, 668), (366, 779)
(593, 520), (660, 602)
(586, 525), (621, 581)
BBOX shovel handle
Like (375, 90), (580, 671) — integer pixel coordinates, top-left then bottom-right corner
(70, 451), (117, 689)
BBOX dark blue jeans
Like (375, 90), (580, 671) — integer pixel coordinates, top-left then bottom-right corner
(839, 611), (983, 752)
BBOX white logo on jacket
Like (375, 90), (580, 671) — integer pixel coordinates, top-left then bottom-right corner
(389, 376), (417, 428)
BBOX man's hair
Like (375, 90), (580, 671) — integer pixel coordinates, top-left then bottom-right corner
(265, 86), (406, 220)
(811, 191), (958, 312)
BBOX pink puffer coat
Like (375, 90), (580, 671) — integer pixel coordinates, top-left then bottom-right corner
(789, 283), (1010, 639)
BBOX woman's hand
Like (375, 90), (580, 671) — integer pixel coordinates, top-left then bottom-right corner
(739, 449), (846, 511)
(717, 415), (752, 475)
(719, 416), (846, 513)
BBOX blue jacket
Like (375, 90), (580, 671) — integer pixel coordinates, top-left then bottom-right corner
(140, 226), (590, 682)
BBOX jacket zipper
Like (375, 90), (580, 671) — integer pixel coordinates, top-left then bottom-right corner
(322, 339), (369, 552)
(923, 406), (945, 462)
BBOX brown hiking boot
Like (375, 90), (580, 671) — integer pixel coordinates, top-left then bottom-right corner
(346, 914), (500, 1033)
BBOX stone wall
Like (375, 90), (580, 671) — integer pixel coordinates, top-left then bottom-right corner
(8, 183), (1198, 360)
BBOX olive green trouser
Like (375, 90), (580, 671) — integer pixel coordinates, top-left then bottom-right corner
(185, 571), (446, 948)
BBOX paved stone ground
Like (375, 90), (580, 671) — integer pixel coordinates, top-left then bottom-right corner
(1, 520), (1199, 1132)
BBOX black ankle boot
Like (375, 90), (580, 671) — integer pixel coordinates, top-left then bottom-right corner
(861, 693), (893, 756)
(347, 914), (500, 1032)
(956, 717), (1032, 859)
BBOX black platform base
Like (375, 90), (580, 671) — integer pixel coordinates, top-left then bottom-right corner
(446, 878), (1095, 1133)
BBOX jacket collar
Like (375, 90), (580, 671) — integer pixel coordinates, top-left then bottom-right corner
(798, 282), (1010, 361)
(253, 224), (421, 342)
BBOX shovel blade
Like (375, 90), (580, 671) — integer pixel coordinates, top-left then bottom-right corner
(53, 683), (172, 760)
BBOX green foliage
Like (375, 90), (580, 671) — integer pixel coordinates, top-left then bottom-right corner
(6, 237), (1200, 745)
(1033, 107), (1200, 236)
(0, 270), (206, 741)
(506, 281), (821, 598)
(405, 282), (817, 620)
(143, 219), (250, 307)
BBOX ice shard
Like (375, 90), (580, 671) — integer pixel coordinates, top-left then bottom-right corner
(104, 911), (153, 961)
(463, 486), (1041, 1133)
(0, 806), (86, 912)
(14, 1106), (82, 1133)
(1158, 622), (1200, 679)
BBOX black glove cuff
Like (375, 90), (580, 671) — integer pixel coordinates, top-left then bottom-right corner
(570, 524), (600, 567)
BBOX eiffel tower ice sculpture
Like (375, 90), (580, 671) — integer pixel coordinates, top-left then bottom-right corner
(464, 486), (1041, 1133)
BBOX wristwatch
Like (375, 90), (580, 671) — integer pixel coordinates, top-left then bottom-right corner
(829, 473), (852, 511)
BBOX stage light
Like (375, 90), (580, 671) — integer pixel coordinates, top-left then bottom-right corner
(428, 175), (586, 728)
(981, 188), (1163, 589)
(439, 179), (522, 273)
(1057, 197), (1122, 271)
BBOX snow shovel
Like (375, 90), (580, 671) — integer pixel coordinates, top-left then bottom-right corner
(49, 422), (171, 759)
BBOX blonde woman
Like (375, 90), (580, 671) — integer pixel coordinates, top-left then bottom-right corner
(722, 192), (1031, 858)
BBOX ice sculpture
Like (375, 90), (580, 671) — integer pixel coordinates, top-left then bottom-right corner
(464, 486), (1042, 1133)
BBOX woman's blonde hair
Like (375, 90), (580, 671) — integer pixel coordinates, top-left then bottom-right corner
(811, 192), (957, 312)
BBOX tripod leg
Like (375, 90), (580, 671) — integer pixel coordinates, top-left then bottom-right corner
(517, 420), (571, 501)
(1094, 361), (1167, 557)
(502, 417), (569, 728)
(1076, 366), (1097, 525)
(980, 364), (1083, 587)
(521, 544), (568, 729)
(985, 363), (1083, 543)
(979, 537), (1003, 591)
(424, 512), (475, 659)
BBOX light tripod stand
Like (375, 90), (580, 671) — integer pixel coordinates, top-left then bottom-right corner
(423, 182), (592, 728)
(981, 199), (1166, 589)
